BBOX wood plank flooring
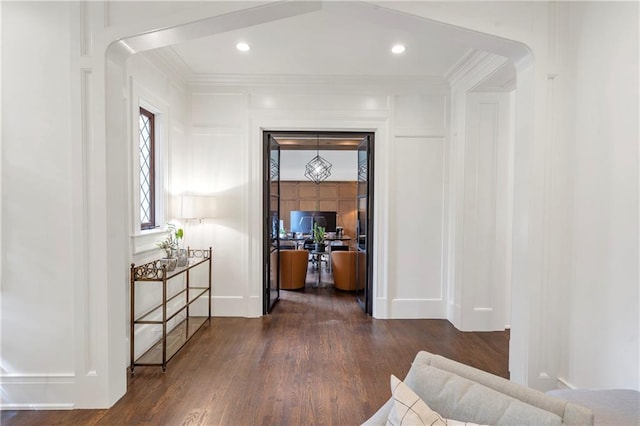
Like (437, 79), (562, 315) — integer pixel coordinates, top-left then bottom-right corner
(2, 269), (509, 426)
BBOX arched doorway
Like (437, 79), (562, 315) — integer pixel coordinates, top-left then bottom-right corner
(102, 1), (537, 406)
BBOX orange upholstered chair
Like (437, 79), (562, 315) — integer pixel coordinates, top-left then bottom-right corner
(331, 250), (358, 291)
(279, 249), (309, 290)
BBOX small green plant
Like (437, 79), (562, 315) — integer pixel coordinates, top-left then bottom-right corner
(312, 222), (326, 244)
(157, 223), (184, 257)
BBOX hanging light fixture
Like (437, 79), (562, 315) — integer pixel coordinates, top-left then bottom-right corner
(304, 135), (332, 184)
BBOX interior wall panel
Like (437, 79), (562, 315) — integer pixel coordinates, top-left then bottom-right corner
(394, 94), (448, 136)
(459, 93), (510, 331)
(250, 93), (388, 111)
(389, 137), (445, 306)
(183, 132), (244, 301)
(191, 93), (247, 127)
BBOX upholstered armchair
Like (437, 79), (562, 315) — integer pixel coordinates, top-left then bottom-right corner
(331, 250), (358, 291)
(279, 249), (309, 290)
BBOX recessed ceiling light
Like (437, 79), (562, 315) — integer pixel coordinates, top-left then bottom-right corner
(391, 44), (406, 54)
(236, 42), (250, 52)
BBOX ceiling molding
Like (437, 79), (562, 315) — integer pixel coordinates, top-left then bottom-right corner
(121, 1), (323, 53)
(471, 62), (517, 92)
(443, 48), (478, 83)
(445, 49), (510, 90)
(184, 73), (449, 92)
(141, 48), (193, 84)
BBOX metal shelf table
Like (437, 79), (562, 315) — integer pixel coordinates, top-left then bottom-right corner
(130, 247), (212, 373)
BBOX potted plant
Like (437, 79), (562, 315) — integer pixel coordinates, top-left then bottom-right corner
(313, 222), (326, 252)
(174, 226), (188, 267)
(156, 224), (186, 270)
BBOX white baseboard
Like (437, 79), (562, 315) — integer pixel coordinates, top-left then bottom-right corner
(390, 298), (446, 318)
(0, 375), (76, 410)
(248, 295), (262, 317)
(187, 294), (249, 317)
(1, 402), (75, 410)
(374, 297), (388, 318)
(210, 295), (246, 317)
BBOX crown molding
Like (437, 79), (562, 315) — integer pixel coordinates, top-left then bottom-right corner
(140, 47), (452, 93)
(185, 73), (449, 92)
(444, 48), (479, 83)
(141, 47), (193, 84)
(444, 49), (510, 90)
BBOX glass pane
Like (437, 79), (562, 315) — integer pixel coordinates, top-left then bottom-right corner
(356, 137), (369, 311)
(139, 112), (153, 225)
(270, 155), (279, 180)
(357, 196), (367, 251)
(264, 134), (280, 314)
(358, 151), (367, 182)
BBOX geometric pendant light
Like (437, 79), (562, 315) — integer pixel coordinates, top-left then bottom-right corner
(304, 135), (332, 184)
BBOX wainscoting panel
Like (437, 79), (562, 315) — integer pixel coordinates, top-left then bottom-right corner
(388, 136), (446, 313)
(458, 92), (511, 331)
(394, 94), (447, 137)
(250, 93), (388, 112)
(191, 93), (247, 127)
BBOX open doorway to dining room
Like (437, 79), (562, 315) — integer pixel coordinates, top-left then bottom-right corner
(263, 131), (374, 316)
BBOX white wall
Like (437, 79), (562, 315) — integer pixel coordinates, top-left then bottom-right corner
(562, 1), (639, 390)
(184, 117), (247, 316)
(1, 1), (78, 407)
(280, 150), (357, 181)
(388, 135), (446, 318)
(179, 82), (450, 319)
(386, 92), (449, 318)
(1, 0), (637, 411)
(459, 91), (511, 331)
(126, 53), (191, 358)
(445, 52), (513, 333)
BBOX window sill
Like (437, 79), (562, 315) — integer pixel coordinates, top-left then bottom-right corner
(132, 228), (168, 255)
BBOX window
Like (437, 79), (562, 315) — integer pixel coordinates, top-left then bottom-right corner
(139, 107), (156, 230)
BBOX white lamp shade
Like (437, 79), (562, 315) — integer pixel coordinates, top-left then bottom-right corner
(176, 194), (217, 219)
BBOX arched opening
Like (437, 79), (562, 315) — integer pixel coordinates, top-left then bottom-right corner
(103, 1), (535, 404)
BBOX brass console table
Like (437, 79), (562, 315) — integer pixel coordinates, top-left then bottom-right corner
(130, 247), (212, 373)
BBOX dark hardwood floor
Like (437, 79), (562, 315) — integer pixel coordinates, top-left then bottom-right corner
(2, 267), (509, 426)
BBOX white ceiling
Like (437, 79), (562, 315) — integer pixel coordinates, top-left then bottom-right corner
(158, 3), (472, 78)
(141, 2), (517, 147)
